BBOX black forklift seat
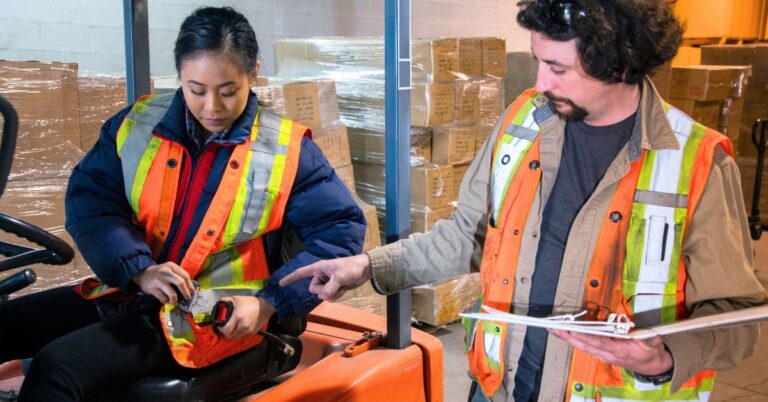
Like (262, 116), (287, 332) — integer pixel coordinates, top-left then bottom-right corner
(84, 316), (305, 402)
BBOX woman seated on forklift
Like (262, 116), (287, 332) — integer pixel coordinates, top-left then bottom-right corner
(0, 6), (365, 400)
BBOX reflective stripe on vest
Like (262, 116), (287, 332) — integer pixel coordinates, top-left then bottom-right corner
(83, 93), (306, 368)
(467, 90), (730, 400)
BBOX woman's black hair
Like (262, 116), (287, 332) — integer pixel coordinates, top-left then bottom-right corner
(174, 6), (259, 74)
(517, 0), (683, 85)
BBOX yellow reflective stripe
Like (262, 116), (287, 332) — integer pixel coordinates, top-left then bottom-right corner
(256, 117), (292, 236)
(169, 331), (196, 346)
(636, 150), (656, 191)
(250, 106), (262, 142)
(129, 136), (163, 212)
(678, 124), (705, 195)
(228, 247), (245, 286)
(511, 98), (535, 126)
(622, 202), (647, 304)
(222, 149), (254, 244)
(116, 118), (136, 158)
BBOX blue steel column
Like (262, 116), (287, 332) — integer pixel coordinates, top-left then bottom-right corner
(384, 0), (412, 349)
(123, 0), (151, 104)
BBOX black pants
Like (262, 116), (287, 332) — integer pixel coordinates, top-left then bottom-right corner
(0, 286), (193, 401)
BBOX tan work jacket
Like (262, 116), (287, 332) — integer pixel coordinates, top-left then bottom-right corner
(367, 78), (768, 401)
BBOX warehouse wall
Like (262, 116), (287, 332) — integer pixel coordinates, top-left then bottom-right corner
(0, 0), (528, 76)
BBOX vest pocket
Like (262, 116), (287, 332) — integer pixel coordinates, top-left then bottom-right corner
(644, 215), (672, 267)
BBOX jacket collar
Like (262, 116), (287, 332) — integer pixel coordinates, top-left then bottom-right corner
(153, 88), (260, 146)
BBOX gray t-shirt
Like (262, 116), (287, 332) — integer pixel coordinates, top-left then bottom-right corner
(513, 112), (636, 401)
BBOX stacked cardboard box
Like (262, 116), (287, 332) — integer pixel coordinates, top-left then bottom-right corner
(77, 75), (129, 152)
(669, 65), (749, 145)
(411, 273), (480, 327)
(700, 45), (768, 158)
(252, 78), (381, 252)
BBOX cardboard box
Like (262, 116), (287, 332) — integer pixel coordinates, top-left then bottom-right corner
(481, 38), (507, 78)
(411, 164), (454, 209)
(411, 82), (456, 127)
(719, 96), (745, 144)
(669, 98), (723, 128)
(670, 66), (734, 101)
(77, 75), (129, 152)
(312, 124), (351, 169)
(0, 60), (83, 182)
(355, 195), (381, 252)
(412, 38), (460, 82)
(411, 205), (455, 233)
(253, 79), (341, 130)
(411, 273), (481, 327)
(432, 125), (478, 165)
(475, 124), (495, 150)
(456, 80), (481, 123)
(672, 46), (702, 67)
(451, 163), (471, 200)
(457, 38), (483, 77)
(334, 163), (356, 195)
(651, 61), (672, 99)
(479, 76), (504, 123)
(353, 162), (453, 209)
(336, 281), (386, 316)
(348, 127), (432, 166)
(0, 178), (92, 296)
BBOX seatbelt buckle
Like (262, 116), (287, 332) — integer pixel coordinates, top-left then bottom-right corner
(176, 280), (201, 313)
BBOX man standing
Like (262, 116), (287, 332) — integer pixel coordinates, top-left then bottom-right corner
(282, 1), (768, 400)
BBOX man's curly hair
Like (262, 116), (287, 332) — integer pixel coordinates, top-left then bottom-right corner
(517, 0), (683, 85)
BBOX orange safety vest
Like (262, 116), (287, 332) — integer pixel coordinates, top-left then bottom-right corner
(465, 89), (732, 400)
(78, 93), (307, 368)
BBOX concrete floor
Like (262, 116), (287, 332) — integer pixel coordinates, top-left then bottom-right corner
(433, 237), (768, 402)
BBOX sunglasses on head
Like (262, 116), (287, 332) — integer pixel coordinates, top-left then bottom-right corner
(549, 0), (587, 27)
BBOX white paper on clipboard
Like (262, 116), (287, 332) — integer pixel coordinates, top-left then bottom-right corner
(459, 304), (768, 340)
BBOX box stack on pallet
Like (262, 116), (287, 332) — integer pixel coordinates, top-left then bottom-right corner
(252, 78), (381, 253)
(273, 37), (497, 325)
(0, 60), (134, 295)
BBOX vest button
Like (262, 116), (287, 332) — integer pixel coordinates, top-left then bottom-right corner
(495, 326), (501, 333)
(532, 231), (538, 238)
(529, 160), (540, 170)
(610, 211), (622, 223)
(520, 277), (528, 284)
(159, 231), (165, 237)
(206, 229), (215, 237)
(574, 383), (584, 392)
(230, 160), (240, 169)
(167, 159), (177, 168)
(590, 279), (599, 288)
(514, 229), (520, 235)
(503, 279), (509, 285)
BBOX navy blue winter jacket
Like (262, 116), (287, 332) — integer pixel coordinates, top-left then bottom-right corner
(65, 89), (366, 319)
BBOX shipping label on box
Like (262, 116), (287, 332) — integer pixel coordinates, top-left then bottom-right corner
(481, 37), (507, 78)
(479, 77), (504, 123)
(412, 82), (456, 127)
(413, 38), (459, 82)
(670, 66), (734, 101)
(312, 124), (351, 169)
(432, 125), (478, 165)
(457, 38), (483, 77)
(282, 81), (323, 129)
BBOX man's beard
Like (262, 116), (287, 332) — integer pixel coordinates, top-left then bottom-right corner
(544, 91), (588, 121)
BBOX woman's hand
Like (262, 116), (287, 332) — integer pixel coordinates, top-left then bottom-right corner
(132, 262), (195, 304)
(216, 296), (276, 339)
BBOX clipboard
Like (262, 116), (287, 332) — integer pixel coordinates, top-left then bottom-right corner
(459, 304), (768, 340)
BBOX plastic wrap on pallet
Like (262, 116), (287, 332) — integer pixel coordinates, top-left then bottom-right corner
(0, 179), (93, 297)
(77, 73), (130, 152)
(0, 60), (83, 182)
(347, 126), (432, 166)
(431, 124), (480, 166)
(354, 162), (454, 211)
